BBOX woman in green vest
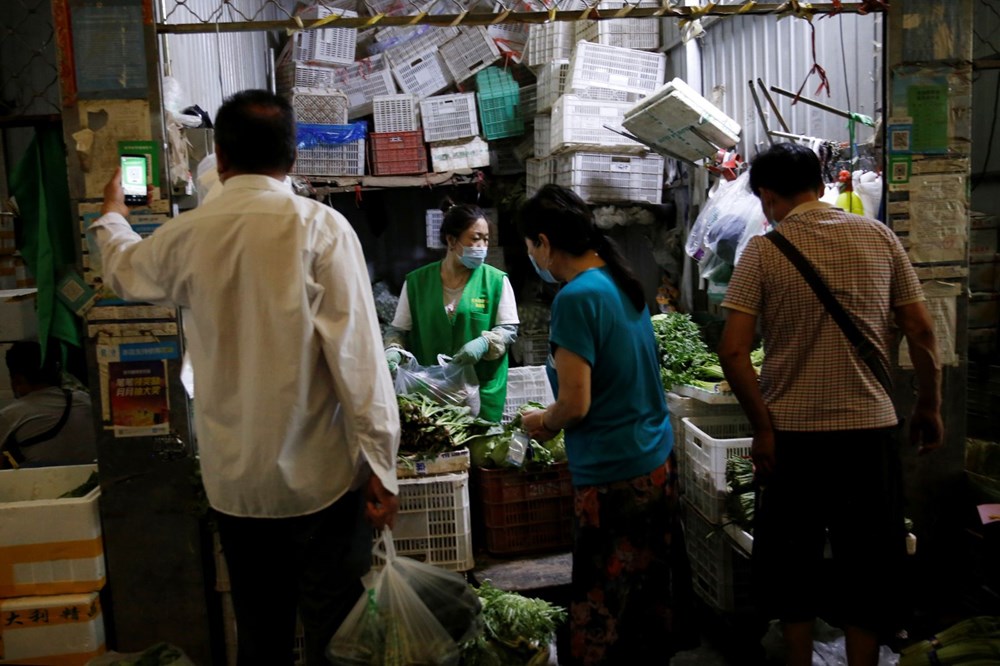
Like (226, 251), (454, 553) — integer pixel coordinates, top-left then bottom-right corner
(384, 201), (519, 422)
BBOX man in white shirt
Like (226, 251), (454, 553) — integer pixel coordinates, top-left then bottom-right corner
(1, 340), (97, 468)
(90, 89), (400, 666)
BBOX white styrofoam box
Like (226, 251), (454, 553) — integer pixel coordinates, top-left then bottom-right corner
(567, 41), (666, 98)
(526, 22), (575, 68)
(680, 416), (753, 524)
(534, 114), (551, 158)
(420, 93), (480, 143)
(0, 289), (37, 342)
(503, 366), (555, 424)
(683, 502), (752, 612)
(439, 26), (502, 83)
(425, 209), (445, 249)
(389, 49), (454, 99)
(576, 17), (660, 51)
(555, 151), (664, 204)
(525, 156), (555, 197)
(292, 6), (358, 65)
(623, 78), (741, 161)
(429, 137), (490, 173)
(285, 87), (349, 124)
(665, 391), (746, 461)
(372, 472), (474, 571)
(0, 465), (104, 597)
(0, 591), (106, 664)
(373, 93), (420, 133)
(549, 95), (643, 153)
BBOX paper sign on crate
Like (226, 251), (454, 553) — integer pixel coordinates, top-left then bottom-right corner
(396, 448), (470, 478)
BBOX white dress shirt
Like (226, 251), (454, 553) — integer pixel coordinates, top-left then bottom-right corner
(89, 174), (400, 518)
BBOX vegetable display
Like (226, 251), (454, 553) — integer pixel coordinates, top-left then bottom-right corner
(460, 581), (567, 666)
(397, 393), (493, 460)
(468, 403), (567, 469)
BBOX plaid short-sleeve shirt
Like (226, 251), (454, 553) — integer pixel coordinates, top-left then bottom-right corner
(722, 201), (924, 431)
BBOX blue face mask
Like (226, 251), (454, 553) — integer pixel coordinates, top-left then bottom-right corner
(459, 245), (487, 270)
(529, 254), (559, 284)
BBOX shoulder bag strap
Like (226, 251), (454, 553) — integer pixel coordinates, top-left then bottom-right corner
(2, 389), (75, 465)
(764, 231), (893, 395)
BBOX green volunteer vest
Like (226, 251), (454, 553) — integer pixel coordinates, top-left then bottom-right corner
(406, 261), (509, 422)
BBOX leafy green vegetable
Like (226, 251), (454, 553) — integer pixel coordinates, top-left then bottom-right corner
(460, 581), (567, 666)
(650, 313), (714, 391)
(397, 393), (492, 458)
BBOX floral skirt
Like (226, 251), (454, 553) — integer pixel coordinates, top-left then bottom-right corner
(569, 454), (697, 665)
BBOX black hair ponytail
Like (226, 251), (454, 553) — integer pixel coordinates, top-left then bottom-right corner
(520, 184), (647, 314)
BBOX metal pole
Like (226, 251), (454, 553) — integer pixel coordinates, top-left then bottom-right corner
(768, 84), (854, 121)
(757, 77), (790, 133)
(748, 80), (774, 146)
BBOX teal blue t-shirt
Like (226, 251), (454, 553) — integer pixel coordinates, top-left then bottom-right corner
(546, 267), (672, 486)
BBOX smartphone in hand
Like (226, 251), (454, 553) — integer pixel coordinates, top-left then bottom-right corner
(120, 154), (149, 206)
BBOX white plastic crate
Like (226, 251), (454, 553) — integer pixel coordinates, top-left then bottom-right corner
(373, 93), (420, 133)
(0, 591), (106, 665)
(488, 22), (528, 64)
(390, 49), (454, 99)
(440, 26), (502, 83)
(576, 18), (660, 51)
(381, 25), (460, 63)
(503, 366), (555, 423)
(373, 472), (474, 572)
(526, 22), (575, 68)
(279, 54), (396, 119)
(683, 501), (752, 612)
(515, 333), (550, 366)
(292, 6), (358, 65)
(519, 83), (538, 121)
(0, 464), (104, 598)
(680, 415), (754, 524)
(566, 40), (666, 97)
(549, 95), (643, 153)
(285, 87), (349, 124)
(555, 151), (664, 204)
(665, 390), (746, 461)
(425, 209), (445, 249)
(525, 156), (555, 197)
(536, 60), (569, 113)
(420, 93), (479, 143)
(429, 137), (490, 172)
(534, 114), (551, 158)
(293, 138), (366, 177)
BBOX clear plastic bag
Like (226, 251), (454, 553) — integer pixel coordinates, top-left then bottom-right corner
(686, 171), (762, 263)
(394, 351), (481, 416)
(327, 529), (482, 666)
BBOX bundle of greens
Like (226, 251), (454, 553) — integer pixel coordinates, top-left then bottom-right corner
(725, 456), (755, 532)
(397, 393), (492, 459)
(650, 312), (764, 392)
(460, 581), (567, 666)
(468, 403), (567, 469)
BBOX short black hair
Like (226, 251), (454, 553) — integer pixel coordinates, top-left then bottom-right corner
(5, 340), (61, 386)
(749, 142), (824, 198)
(214, 90), (296, 173)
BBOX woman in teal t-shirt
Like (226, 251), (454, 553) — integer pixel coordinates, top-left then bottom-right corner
(519, 184), (694, 664)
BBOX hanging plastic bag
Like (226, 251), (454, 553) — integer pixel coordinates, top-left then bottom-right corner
(327, 529), (482, 666)
(687, 171), (763, 264)
(394, 351), (481, 416)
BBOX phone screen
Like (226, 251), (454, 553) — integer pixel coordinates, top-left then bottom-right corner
(121, 155), (148, 204)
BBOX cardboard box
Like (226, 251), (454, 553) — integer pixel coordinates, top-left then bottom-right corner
(0, 465), (105, 598)
(0, 288), (38, 341)
(0, 591), (106, 665)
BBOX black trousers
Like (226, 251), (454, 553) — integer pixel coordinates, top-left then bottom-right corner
(215, 491), (371, 666)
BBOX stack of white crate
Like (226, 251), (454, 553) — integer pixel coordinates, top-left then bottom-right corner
(526, 38), (667, 204)
(419, 92), (489, 172)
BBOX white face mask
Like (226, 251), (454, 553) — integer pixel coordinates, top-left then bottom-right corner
(458, 245), (487, 270)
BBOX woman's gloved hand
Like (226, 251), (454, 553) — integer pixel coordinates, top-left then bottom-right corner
(452, 336), (489, 365)
(385, 348), (402, 372)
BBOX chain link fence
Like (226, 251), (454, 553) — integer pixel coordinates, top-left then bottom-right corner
(0, 0), (60, 118)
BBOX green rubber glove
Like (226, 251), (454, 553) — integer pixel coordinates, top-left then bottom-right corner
(452, 336), (489, 366)
(385, 348), (402, 373)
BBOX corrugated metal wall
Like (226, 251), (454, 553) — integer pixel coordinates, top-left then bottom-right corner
(158, 0), (296, 120)
(698, 11), (883, 158)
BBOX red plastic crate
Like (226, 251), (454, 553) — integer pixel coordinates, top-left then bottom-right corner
(475, 464), (574, 556)
(368, 130), (428, 175)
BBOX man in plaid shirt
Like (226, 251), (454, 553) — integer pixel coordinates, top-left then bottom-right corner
(718, 143), (943, 666)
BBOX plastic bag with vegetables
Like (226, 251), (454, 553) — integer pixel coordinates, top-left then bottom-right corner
(394, 351), (481, 417)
